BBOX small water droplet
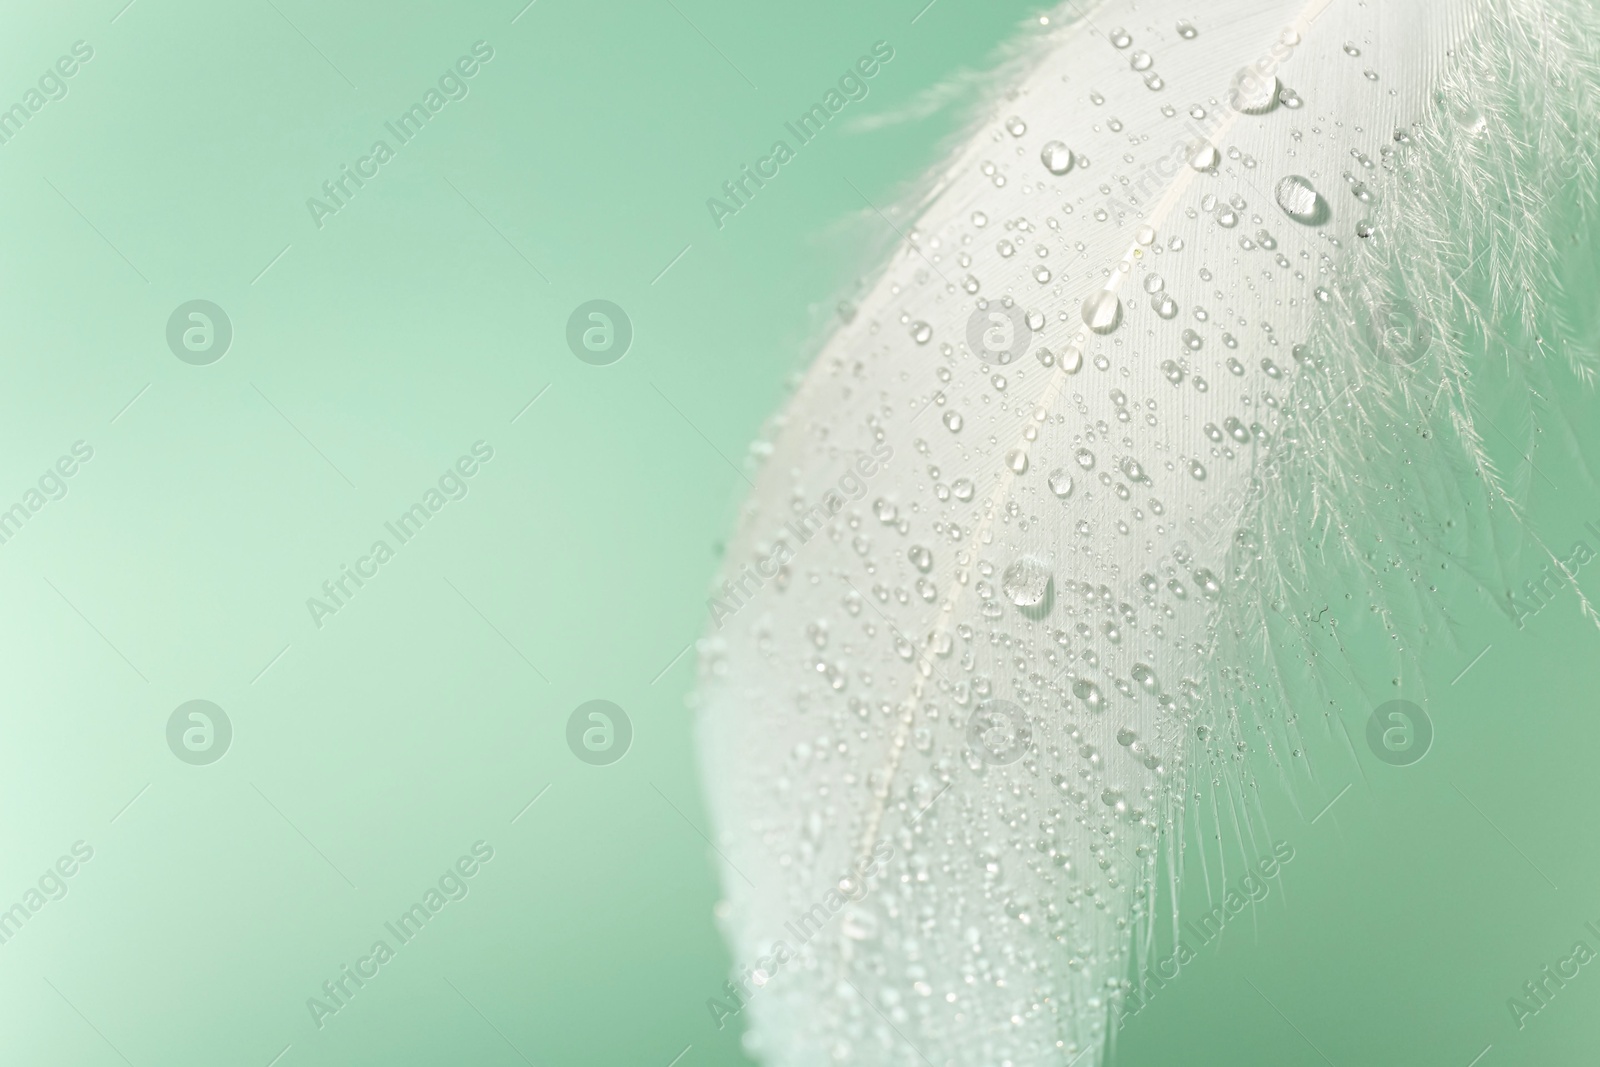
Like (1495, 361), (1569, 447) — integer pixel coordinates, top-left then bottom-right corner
(952, 477), (973, 501)
(1005, 448), (1029, 475)
(1047, 469), (1074, 497)
(1081, 290), (1122, 334)
(943, 411), (963, 432)
(1005, 115), (1027, 137)
(1275, 174), (1324, 223)
(1129, 49), (1153, 71)
(1135, 224), (1156, 246)
(1230, 67), (1279, 114)
(1144, 72), (1164, 91)
(1001, 555), (1053, 607)
(1187, 140), (1220, 170)
(1343, 42), (1361, 56)
(908, 545), (933, 572)
(1176, 19), (1198, 38)
(1181, 328), (1203, 350)
(971, 210), (988, 227)
(911, 321), (933, 344)
(1060, 345), (1084, 374)
(1075, 447), (1096, 470)
(1152, 293), (1178, 318)
(1143, 273), (1164, 294)
(1109, 27), (1131, 48)
(1040, 140), (1075, 176)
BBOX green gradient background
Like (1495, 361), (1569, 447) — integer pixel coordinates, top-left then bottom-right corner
(0, 1), (1596, 1065)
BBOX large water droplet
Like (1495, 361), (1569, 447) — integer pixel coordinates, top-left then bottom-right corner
(1040, 141), (1075, 175)
(1081, 290), (1122, 334)
(1001, 555), (1053, 607)
(1275, 174), (1326, 224)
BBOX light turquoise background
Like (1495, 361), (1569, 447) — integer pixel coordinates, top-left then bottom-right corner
(0, 1), (1597, 1065)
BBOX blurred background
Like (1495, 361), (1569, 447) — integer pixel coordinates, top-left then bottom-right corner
(0, 0), (1596, 1064)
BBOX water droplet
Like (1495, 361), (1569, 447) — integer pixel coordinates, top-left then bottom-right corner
(1230, 67), (1280, 114)
(1152, 293), (1179, 319)
(1109, 27), (1131, 48)
(1075, 447), (1096, 470)
(1005, 448), (1029, 475)
(1040, 140), (1075, 175)
(1281, 27), (1302, 46)
(1135, 224), (1156, 246)
(1215, 208), (1238, 228)
(943, 411), (963, 432)
(971, 210), (988, 227)
(1073, 679), (1104, 710)
(1280, 86), (1303, 108)
(1355, 219), (1374, 238)
(1187, 458), (1206, 480)
(951, 477), (974, 501)
(1143, 273), (1164, 294)
(1060, 345), (1084, 373)
(1181, 328), (1203, 350)
(1034, 265), (1053, 284)
(911, 321), (933, 344)
(1120, 457), (1146, 482)
(1129, 50), (1153, 71)
(908, 545), (933, 572)
(1005, 115), (1027, 137)
(1144, 72), (1164, 91)
(1047, 469), (1074, 497)
(1081, 290), (1122, 334)
(1343, 42), (1361, 56)
(1275, 174), (1325, 223)
(1001, 555), (1053, 607)
(1161, 359), (1184, 383)
(1187, 140), (1220, 170)
(1176, 19), (1198, 38)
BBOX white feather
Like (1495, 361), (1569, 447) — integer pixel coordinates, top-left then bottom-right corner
(693, 0), (1600, 1063)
